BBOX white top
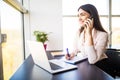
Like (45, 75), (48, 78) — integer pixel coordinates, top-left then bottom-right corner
(72, 28), (108, 64)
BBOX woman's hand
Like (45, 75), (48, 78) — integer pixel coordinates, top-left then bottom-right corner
(65, 52), (75, 60)
(84, 18), (94, 35)
(84, 18), (94, 45)
(79, 18), (93, 34)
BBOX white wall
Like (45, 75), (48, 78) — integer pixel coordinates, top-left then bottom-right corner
(24, 0), (63, 56)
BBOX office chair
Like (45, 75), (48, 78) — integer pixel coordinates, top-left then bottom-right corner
(105, 48), (120, 78)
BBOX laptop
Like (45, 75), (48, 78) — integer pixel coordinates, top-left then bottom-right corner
(27, 40), (77, 74)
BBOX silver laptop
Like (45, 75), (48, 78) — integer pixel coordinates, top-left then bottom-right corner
(27, 40), (77, 74)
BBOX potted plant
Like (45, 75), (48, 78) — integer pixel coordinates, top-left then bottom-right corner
(33, 30), (49, 50)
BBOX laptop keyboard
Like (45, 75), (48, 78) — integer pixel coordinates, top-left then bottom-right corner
(49, 62), (63, 70)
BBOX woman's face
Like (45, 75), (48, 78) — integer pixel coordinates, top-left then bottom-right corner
(78, 9), (90, 26)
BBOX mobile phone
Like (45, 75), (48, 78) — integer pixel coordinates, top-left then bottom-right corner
(84, 16), (93, 27)
(89, 16), (93, 20)
(79, 16), (93, 33)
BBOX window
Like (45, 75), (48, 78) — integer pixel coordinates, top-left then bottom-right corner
(111, 0), (120, 48)
(1, 0), (26, 79)
(62, 0), (120, 50)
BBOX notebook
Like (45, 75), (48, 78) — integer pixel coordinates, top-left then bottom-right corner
(61, 53), (88, 64)
(27, 40), (77, 74)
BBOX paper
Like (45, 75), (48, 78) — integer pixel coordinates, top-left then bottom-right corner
(60, 54), (87, 64)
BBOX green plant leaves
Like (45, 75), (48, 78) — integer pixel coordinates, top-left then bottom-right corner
(34, 31), (48, 44)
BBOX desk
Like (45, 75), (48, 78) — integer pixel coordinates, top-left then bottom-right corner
(10, 51), (114, 80)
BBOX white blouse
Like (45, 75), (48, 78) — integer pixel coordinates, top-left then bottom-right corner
(72, 28), (108, 64)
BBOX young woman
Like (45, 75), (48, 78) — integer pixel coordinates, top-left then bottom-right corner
(65, 4), (116, 78)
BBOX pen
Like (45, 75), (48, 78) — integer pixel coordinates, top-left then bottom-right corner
(66, 48), (70, 57)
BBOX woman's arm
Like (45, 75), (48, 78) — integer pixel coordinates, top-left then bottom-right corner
(85, 32), (108, 64)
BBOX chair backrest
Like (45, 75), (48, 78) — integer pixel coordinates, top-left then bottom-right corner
(105, 48), (120, 77)
(105, 48), (120, 63)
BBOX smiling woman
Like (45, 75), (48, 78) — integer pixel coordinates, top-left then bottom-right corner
(63, 0), (120, 79)
(62, 0), (120, 53)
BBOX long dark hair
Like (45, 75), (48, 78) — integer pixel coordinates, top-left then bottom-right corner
(78, 4), (106, 32)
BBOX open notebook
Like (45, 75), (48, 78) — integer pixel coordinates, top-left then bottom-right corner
(27, 40), (77, 74)
(61, 53), (88, 64)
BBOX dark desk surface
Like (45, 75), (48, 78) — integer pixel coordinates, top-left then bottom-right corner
(10, 51), (114, 80)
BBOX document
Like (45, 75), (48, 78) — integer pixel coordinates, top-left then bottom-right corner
(60, 53), (87, 64)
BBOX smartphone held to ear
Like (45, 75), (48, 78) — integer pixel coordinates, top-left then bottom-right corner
(79, 16), (93, 33)
(89, 16), (93, 20)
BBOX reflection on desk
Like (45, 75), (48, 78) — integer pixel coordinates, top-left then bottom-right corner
(77, 61), (113, 80)
(10, 51), (114, 80)
(31, 65), (52, 80)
